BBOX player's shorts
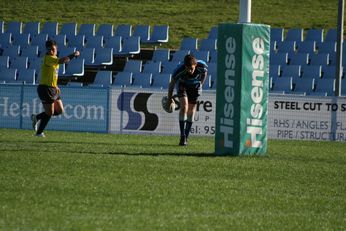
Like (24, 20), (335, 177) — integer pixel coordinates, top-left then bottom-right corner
(177, 82), (201, 104)
(37, 85), (61, 104)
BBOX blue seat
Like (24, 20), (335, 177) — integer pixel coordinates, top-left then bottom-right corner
(146, 25), (169, 44)
(113, 71), (133, 87)
(2, 45), (21, 57)
(85, 35), (104, 48)
(292, 78), (315, 95)
(79, 23), (96, 36)
(23, 21), (40, 35)
(58, 63), (65, 76)
(17, 68), (36, 84)
(270, 27), (284, 43)
(0, 68), (17, 83)
(276, 41), (296, 53)
(93, 47), (113, 66)
(305, 29), (324, 43)
(62, 58), (85, 77)
(281, 65), (301, 78)
(310, 53), (330, 66)
(209, 50), (217, 63)
(270, 52), (288, 66)
(322, 66), (336, 79)
(49, 34), (67, 48)
(0, 56), (10, 69)
(28, 57), (42, 71)
(202, 75), (212, 90)
(133, 25), (150, 43)
(269, 65), (281, 79)
(311, 78), (335, 96)
(171, 50), (189, 63)
(60, 22), (77, 38)
(301, 65), (322, 79)
(114, 36), (140, 56)
(41, 22), (59, 37)
(161, 61), (180, 74)
(325, 29), (337, 42)
(31, 33), (48, 51)
(6, 21), (22, 34)
(142, 61), (161, 74)
(151, 73), (171, 89)
(67, 35), (85, 49)
(58, 47), (76, 58)
(97, 24), (114, 38)
(114, 24), (132, 38)
(285, 28), (303, 42)
(12, 33), (31, 46)
(289, 53), (310, 66)
(0, 20), (4, 33)
(132, 72), (152, 88)
(92, 70), (113, 86)
(191, 50), (209, 62)
(10, 56), (29, 69)
(180, 37), (198, 51)
(123, 59), (142, 73)
(151, 49), (170, 62)
(271, 77), (293, 94)
(207, 62), (216, 79)
(199, 38), (217, 51)
(296, 41), (316, 54)
(0, 33), (12, 46)
(104, 36), (122, 53)
(208, 26), (218, 39)
(317, 41), (336, 54)
(79, 47), (95, 65)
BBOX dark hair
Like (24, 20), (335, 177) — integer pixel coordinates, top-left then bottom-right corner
(184, 54), (197, 67)
(45, 39), (57, 50)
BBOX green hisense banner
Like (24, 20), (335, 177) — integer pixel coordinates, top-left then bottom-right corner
(215, 23), (270, 155)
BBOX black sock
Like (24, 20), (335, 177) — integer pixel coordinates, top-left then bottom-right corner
(179, 120), (185, 137)
(36, 113), (51, 134)
(185, 121), (193, 138)
(36, 112), (46, 121)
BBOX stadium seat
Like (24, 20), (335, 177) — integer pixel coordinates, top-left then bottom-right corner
(79, 47), (95, 65)
(62, 58), (85, 77)
(113, 71), (133, 87)
(269, 65), (281, 79)
(309, 53), (330, 66)
(31, 33), (48, 51)
(142, 61), (161, 74)
(114, 24), (132, 38)
(12, 33), (31, 46)
(146, 25), (169, 44)
(199, 38), (217, 51)
(6, 21), (22, 34)
(58, 46), (76, 58)
(0, 56), (10, 69)
(151, 49), (170, 63)
(28, 57), (42, 71)
(312, 78), (335, 96)
(301, 65), (322, 79)
(97, 24), (114, 38)
(123, 59), (142, 73)
(208, 26), (218, 39)
(151, 73), (171, 89)
(79, 23), (96, 36)
(305, 29), (324, 43)
(271, 77), (293, 94)
(133, 25), (150, 43)
(171, 50), (189, 63)
(85, 35), (104, 48)
(270, 41), (277, 53)
(270, 27), (284, 43)
(132, 72), (152, 88)
(161, 61), (180, 74)
(180, 37), (198, 51)
(322, 66), (336, 79)
(317, 41), (336, 54)
(0, 33), (12, 47)
(209, 50), (217, 63)
(0, 68), (17, 83)
(296, 41), (316, 54)
(276, 40), (296, 53)
(60, 22), (77, 38)
(58, 63), (65, 76)
(104, 36), (122, 53)
(0, 20), (4, 33)
(191, 50), (209, 62)
(285, 28), (303, 42)
(292, 78), (314, 95)
(93, 47), (113, 66)
(10, 56), (29, 69)
(270, 52), (288, 66)
(202, 75), (212, 90)
(289, 53), (309, 66)
(49, 34), (67, 48)
(281, 65), (301, 78)
(325, 28), (337, 42)
(67, 35), (85, 49)
(207, 62), (216, 79)
(41, 22), (59, 37)
(114, 36), (140, 56)
(2, 45), (21, 57)
(92, 70), (113, 87)
(23, 21), (40, 35)
(17, 68), (36, 84)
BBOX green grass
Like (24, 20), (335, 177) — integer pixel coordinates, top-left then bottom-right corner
(0, 0), (340, 48)
(0, 128), (345, 230)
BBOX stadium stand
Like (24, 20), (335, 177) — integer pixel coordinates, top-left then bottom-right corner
(0, 56), (10, 68)
(133, 25), (150, 43)
(114, 36), (140, 56)
(79, 23), (96, 36)
(0, 21), (4, 33)
(276, 40), (296, 53)
(49, 34), (67, 48)
(309, 53), (330, 66)
(41, 22), (59, 37)
(292, 78), (315, 95)
(151, 49), (170, 63)
(191, 50), (209, 62)
(60, 22), (77, 38)
(270, 27), (284, 43)
(207, 26), (218, 39)
(145, 25), (169, 44)
(0, 68), (17, 83)
(61, 58), (85, 77)
(285, 28), (304, 42)
(325, 28), (337, 42)
(132, 72), (152, 88)
(0, 33), (12, 47)
(199, 38), (217, 51)
(123, 59), (142, 73)
(93, 47), (113, 66)
(91, 70), (113, 87)
(180, 37), (198, 51)
(289, 53), (310, 66)
(271, 77), (293, 94)
(104, 36), (122, 53)
(270, 52), (288, 65)
(2, 45), (21, 57)
(142, 61), (161, 74)
(85, 35), (104, 48)
(281, 65), (301, 78)
(301, 65), (322, 79)
(171, 50), (190, 63)
(12, 33), (31, 46)
(296, 41), (316, 54)
(151, 73), (171, 89)
(6, 21), (22, 34)
(17, 69), (36, 84)
(79, 47), (95, 66)
(10, 56), (29, 69)
(313, 78), (335, 96)
(97, 24), (114, 38)
(161, 61), (180, 74)
(305, 29), (324, 43)
(269, 65), (281, 79)
(23, 21), (40, 35)
(114, 24), (132, 38)
(113, 71), (133, 87)
(67, 35), (85, 49)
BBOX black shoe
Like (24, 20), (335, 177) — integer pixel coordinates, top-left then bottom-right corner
(179, 136), (187, 146)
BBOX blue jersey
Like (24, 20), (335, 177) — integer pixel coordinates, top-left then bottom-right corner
(172, 60), (208, 87)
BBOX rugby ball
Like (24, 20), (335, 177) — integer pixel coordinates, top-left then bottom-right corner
(161, 96), (175, 113)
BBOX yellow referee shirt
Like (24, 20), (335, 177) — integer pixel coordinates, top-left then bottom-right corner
(40, 54), (59, 87)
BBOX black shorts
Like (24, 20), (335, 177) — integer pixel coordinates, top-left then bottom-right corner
(177, 82), (201, 104)
(37, 85), (61, 104)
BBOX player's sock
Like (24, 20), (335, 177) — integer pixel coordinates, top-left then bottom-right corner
(179, 120), (186, 137)
(36, 113), (51, 135)
(36, 112), (46, 121)
(185, 121), (193, 139)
